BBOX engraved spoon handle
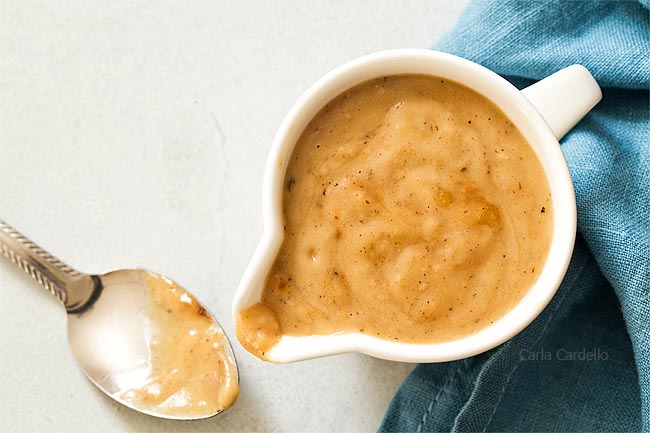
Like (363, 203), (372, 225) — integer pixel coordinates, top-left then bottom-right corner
(0, 218), (97, 312)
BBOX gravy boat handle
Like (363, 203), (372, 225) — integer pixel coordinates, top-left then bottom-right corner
(521, 65), (602, 140)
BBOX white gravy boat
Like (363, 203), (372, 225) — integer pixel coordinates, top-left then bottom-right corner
(233, 49), (601, 363)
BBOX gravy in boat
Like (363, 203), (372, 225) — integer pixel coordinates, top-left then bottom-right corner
(238, 75), (553, 359)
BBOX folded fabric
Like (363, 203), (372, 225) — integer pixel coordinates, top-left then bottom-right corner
(379, 1), (650, 431)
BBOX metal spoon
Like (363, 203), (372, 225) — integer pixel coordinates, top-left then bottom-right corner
(0, 218), (239, 420)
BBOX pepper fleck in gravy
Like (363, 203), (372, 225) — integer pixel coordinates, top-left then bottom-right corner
(238, 74), (553, 359)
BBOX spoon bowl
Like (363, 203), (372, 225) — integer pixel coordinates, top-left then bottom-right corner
(0, 219), (239, 420)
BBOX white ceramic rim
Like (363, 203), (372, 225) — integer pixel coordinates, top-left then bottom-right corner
(233, 49), (577, 363)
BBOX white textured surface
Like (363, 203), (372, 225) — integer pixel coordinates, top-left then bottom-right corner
(0, 1), (466, 432)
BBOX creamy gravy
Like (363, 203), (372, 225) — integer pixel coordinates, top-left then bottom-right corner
(238, 75), (552, 359)
(119, 272), (238, 417)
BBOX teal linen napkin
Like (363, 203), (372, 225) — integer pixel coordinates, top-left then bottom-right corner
(379, 1), (650, 432)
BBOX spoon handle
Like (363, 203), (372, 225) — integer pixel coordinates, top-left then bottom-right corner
(0, 219), (99, 313)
